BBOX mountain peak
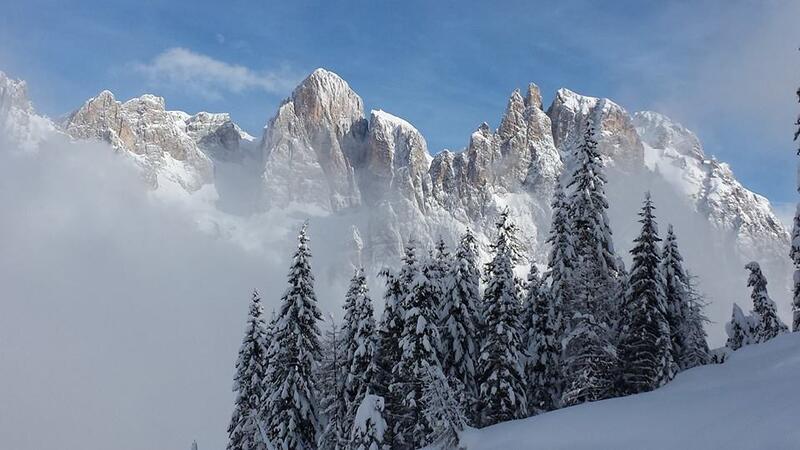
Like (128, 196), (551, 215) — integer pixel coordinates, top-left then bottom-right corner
(525, 83), (543, 110)
(287, 67), (364, 125)
(0, 71), (33, 114)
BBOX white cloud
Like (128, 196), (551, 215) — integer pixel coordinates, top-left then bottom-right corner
(134, 47), (300, 99)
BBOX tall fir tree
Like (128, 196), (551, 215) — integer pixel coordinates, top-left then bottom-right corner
(317, 317), (347, 450)
(227, 290), (270, 450)
(745, 262), (788, 343)
(478, 209), (528, 425)
(725, 302), (757, 351)
(680, 275), (710, 368)
(660, 225), (694, 370)
(391, 253), (444, 449)
(792, 77), (800, 332)
(566, 119), (621, 325)
(521, 263), (562, 414)
(373, 268), (405, 445)
(561, 305), (617, 406)
(342, 268), (378, 440)
(545, 181), (575, 339)
(619, 193), (675, 394)
(264, 223), (323, 450)
(439, 228), (482, 425)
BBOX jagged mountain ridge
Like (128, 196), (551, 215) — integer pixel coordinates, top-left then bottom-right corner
(0, 68), (789, 306)
(59, 90), (255, 192)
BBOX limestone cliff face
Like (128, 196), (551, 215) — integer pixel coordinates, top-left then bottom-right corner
(261, 68), (366, 211)
(61, 90), (249, 191)
(548, 88), (644, 171)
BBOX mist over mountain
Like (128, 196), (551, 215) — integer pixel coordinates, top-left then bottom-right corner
(4, 67), (790, 342)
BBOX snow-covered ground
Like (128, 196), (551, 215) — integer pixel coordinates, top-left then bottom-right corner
(461, 333), (800, 450)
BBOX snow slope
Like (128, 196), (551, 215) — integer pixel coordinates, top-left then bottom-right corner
(461, 333), (800, 450)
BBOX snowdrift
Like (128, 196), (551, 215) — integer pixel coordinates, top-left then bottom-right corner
(461, 333), (800, 449)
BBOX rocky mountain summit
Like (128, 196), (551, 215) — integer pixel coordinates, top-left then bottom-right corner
(0, 68), (790, 293)
(0, 71), (54, 151)
(60, 89), (253, 191)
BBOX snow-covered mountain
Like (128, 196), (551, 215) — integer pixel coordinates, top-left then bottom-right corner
(0, 68), (791, 337)
(59, 90), (255, 192)
(634, 110), (788, 266)
(0, 71), (55, 151)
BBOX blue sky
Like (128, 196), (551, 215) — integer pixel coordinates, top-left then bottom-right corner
(1, 0), (798, 207)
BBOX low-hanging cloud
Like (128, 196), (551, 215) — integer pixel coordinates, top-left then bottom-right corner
(0, 134), (347, 450)
(133, 47), (300, 99)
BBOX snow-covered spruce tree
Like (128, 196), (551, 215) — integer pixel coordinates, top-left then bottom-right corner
(317, 316), (347, 450)
(478, 209), (528, 425)
(566, 119), (621, 325)
(421, 364), (467, 450)
(432, 238), (451, 312)
(745, 262), (788, 343)
(227, 290), (270, 450)
(660, 224), (693, 370)
(544, 181), (574, 338)
(792, 207), (800, 332)
(619, 193), (675, 394)
(438, 228), (481, 425)
(521, 263), (562, 415)
(725, 302), (757, 351)
(792, 79), (800, 332)
(373, 268), (405, 444)
(342, 269), (378, 440)
(391, 253), (444, 449)
(561, 304), (618, 407)
(349, 394), (389, 450)
(264, 223), (323, 450)
(680, 275), (710, 369)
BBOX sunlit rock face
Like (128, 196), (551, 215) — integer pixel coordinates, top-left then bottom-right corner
(548, 87), (645, 171)
(61, 90), (250, 191)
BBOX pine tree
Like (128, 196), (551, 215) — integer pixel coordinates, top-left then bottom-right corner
(660, 225), (693, 370)
(725, 302), (757, 351)
(544, 181), (574, 339)
(566, 119), (621, 325)
(228, 290), (271, 450)
(431, 238), (451, 316)
(681, 276), (710, 368)
(342, 269), (378, 440)
(391, 253), (443, 449)
(264, 223), (323, 450)
(349, 395), (389, 450)
(421, 364), (467, 450)
(619, 194), (675, 394)
(792, 206), (800, 332)
(318, 316), (347, 450)
(478, 209), (528, 425)
(745, 262), (788, 343)
(792, 77), (800, 331)
(373, 268), (405, 445)
(521, 263), (562, 414)
(438, 228), (481, 425)
(561, 307), (617, 406)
